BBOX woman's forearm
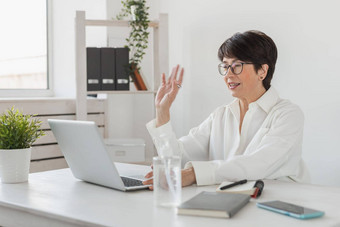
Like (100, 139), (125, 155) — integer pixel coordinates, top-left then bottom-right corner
(155, 108), (170, 127)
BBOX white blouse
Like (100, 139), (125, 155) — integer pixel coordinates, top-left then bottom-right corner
(146, 87), (310, 186)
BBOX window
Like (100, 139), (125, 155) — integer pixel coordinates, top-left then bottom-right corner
(0, 0), (51, 96)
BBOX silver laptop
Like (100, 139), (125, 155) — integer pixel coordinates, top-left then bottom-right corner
(48, 119), (150, 191)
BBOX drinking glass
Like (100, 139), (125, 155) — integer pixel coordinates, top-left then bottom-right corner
(153, 156), (181, 207)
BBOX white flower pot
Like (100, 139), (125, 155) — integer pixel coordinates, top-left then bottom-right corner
(0, 148), (31, 183)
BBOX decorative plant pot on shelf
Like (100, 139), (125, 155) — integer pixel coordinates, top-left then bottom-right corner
(0, 148), (31, 183)
(131, 64), (148, 91)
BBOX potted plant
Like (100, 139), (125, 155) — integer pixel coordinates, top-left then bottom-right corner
(0, 107), (45, 183)
(116, 0), (150, 90)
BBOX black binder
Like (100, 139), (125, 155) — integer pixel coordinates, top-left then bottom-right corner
(86, 47), (101, 91)
(100, 48), (116, 91)
(115, 48), (130, 90)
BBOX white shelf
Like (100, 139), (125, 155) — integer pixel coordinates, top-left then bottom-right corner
(85, 19), (159, 28)
(87, 90), (157, 95)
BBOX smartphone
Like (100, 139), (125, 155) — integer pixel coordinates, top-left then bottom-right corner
(257, 200), (325, 219)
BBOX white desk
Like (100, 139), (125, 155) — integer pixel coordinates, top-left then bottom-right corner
(0, 163), (339, 227)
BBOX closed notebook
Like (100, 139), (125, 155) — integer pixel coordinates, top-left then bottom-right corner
(177, 191), (250, 218)
(216, 181), (257, 195)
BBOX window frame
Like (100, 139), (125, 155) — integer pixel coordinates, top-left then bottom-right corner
(0, 0), (53, 97)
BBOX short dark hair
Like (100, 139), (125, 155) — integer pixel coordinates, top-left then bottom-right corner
(218, 30), (278, 90)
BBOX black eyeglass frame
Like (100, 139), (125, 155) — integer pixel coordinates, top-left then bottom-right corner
(217, 62), (253, 76)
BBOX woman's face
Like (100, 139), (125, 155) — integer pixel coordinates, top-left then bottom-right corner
(222, 57), (266, 102)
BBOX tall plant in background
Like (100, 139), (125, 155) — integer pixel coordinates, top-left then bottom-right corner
(116, 0), (150, 74)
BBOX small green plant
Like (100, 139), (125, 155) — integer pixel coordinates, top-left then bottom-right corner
(0, 107), (45, 149)
(116, 0), (150, 74)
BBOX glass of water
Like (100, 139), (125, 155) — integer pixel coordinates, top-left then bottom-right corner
(153, 156), (181, 207)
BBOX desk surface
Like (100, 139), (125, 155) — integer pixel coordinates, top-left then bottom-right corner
(0, 163), (339, 227)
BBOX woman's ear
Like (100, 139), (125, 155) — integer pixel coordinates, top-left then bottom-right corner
(258, 64), (269, 80)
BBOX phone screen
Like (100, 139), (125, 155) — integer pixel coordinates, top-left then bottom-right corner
(257, 200), (325, 219)
(262, 201), (308, 214)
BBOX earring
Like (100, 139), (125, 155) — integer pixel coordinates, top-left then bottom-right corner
(260, 77), (264, 80)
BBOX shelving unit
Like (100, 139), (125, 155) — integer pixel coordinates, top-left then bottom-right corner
(75, 11), (169, 121)
(86, 90), (157, 95)
(75, 11), (168, 163)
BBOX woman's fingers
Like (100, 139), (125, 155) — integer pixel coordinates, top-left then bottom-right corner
(167, 66), (176, 84)
(143, 178), (153, 185)
(164, 67), (184, 104)
(156, 64), (184, 109)
(163, 64), (183, 88)
(161, 73), (166, 86)
(168, 65), (179, 83)
(172, 64), (180, 81)
(178, 68), (184, 85)
(169, 80), (181, 97)
(144, 170), (153, 179)
(143, 176), (154, 191)
(143, 168), (154, 190)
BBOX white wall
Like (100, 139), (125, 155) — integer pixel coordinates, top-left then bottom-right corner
(52, 0), (107, 97)
(161, 0), (340, 186)
(92, 0), (340, 186)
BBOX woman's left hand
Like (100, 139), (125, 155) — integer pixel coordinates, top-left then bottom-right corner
(143, 167), (196, 190)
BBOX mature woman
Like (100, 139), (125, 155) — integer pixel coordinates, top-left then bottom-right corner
(143, 30), (309, 189)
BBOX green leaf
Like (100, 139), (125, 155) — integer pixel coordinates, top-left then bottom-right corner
(114, 0), (150, 67)
(0, 107), (45, 149)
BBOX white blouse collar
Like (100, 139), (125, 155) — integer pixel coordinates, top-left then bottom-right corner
(228, 86), (280, 119)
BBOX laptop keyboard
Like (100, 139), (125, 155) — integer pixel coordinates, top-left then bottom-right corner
(121, 176), (144, 187)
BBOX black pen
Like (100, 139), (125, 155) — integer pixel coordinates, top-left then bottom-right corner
(220, 179), (247, 190)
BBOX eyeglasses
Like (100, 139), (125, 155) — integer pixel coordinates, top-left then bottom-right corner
(217, 62), (253, 76)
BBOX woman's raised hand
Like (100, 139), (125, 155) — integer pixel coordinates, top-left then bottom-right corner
(155, 65), (184, 127)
